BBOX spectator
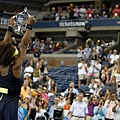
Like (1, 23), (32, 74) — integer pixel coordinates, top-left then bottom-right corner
(32, 75), (43, 89)
(36, 58), (44, 73)
(48, 80), (58, 96)
(40, 40), (45, 53)
(112, 99), (120, 120)
(41, 87), (49, 101)
(30, 91), (37, 120)
(107, 50), (113, 61)
(55, 9), (62, 21)
(112, 5), (120, 18)
(90, 48), (98, 65)
(48, 97), (60, 119)
(100, 4), (108, 17)
(94, 6), (102, 19)
(93, 59), (102, 79)
(24, 62), (34, 79)
(21, 80), (31, 99)
(115, 67), (120, 82)
(66, 87), (76, 104)
(79, 5), (87, 19)
(53, 43), (60, 52)
(44, 75), (52, 90)
(108, 60), (119, 77)
(92, 97), (107, 120)
(101, 66), (109, 84)
(44, 38), (51, 53)
(87, 4), (94, 19)
(73, 5), (80, 18)
(61, 10), (69, 20)
(84, 44), (92, 64)
(87, 95), (98, 120)
(50, 7), (56, 20)
(22, 95), (31, 120)
(58, 93), (66, 107)
(98, 46), (106, 63)
(78, 59), (88, 87)
(70, 92), (88, 120)
(77, 46), (84, 61)
(110, 50), (119, 65)
(104, 93), (117, 120)
(49, 40), (53, 53)
(96, 41), (101, 54)
(64, 81), (79, 96)
(101, 40), (107, 48)
(64, 97), (71, 120)
(18, 100), (24, 120)
(89, 79), (104, 96)
(41, 87), (49, 109)
(105, 89), (112, 100)
(69, 4), (75, 19)
(30, 60), (35, 69)
(102, 11), (108, 19)
(33, 65), (41, 83)
(35, 99), (47, 120)
(25, 75), (33, 88)
(32, 38), (40, 52)
(108, 75), (117, 94)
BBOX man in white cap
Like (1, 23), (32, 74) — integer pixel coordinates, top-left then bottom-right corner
(110, 49), (119, 65)
(58, 92), (66, 107)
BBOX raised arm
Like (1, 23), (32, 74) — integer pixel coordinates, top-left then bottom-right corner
(3, 17), (15, 42)
(13, 16), (36, 78)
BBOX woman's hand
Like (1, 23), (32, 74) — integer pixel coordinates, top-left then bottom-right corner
(28, 16), (36, 25)
(9, 16), (15, 26)
(24, 117), (27, 120)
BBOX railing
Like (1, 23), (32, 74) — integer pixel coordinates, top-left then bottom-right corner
(1, 17), (120, 28)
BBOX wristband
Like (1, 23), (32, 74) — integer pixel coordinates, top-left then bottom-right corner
(7, 25), (13, 32)
(26, 24), (32, 30)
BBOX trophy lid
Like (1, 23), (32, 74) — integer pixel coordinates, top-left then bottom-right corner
(24, 7), (28, 12)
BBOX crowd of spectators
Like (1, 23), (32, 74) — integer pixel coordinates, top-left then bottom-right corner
(43, 4), (120, 21)
(16, 36), (120, 120)
(12, 37), (67, 56)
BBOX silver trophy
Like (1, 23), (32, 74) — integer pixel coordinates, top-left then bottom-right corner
(14, 7), (30, 35)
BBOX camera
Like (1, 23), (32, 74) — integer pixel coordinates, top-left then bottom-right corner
(99, 102), (103, 105)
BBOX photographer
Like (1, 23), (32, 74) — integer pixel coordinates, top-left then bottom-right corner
(112, 99), (120, 120)
(92, 97), (107, 120)
(104, 94), (117, 120)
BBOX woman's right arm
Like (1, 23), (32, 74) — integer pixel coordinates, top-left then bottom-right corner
(100, 107), (107, 116)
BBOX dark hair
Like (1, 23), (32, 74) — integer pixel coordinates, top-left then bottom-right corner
(98, 97), (105, 104)
(0, 42), (14, 66)
(79, 90), (85, 97)
(51, 80), (57, 91)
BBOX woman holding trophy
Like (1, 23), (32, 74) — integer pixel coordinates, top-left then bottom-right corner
(0, 14), (35, 120)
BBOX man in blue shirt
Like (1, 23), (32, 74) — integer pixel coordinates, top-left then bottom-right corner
(64, 81), (79, 96)
(70, 92), (88, 120)
(49, 97), (60, 119)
